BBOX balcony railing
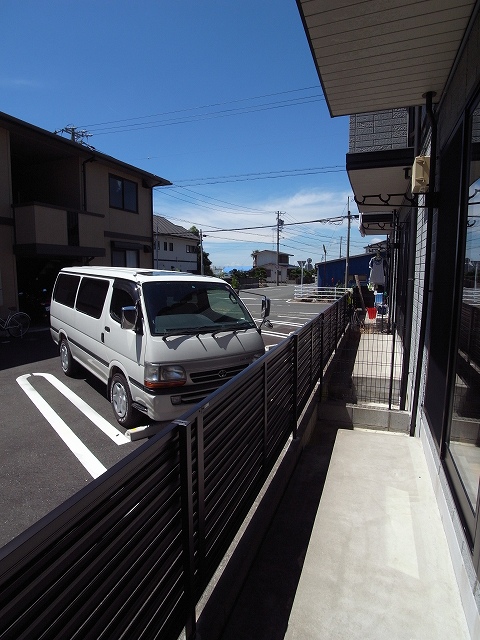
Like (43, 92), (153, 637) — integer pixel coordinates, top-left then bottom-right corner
(0, 296), (348, 640)
(14, 203), (104, 250)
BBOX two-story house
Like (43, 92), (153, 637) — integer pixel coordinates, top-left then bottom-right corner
(153, 216), (200, 273)
(0, 111), (171, 319)
(252, 249), (294, 283)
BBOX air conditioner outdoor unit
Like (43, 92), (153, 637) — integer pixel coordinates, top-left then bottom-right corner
(411, 155), (430, 193)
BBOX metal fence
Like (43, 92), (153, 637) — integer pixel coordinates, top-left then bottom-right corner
(294, 285), (349, 302)
(0, 296), (348, 640)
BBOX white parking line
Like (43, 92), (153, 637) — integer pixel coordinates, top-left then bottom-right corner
(17, 374), (107, 479)
(32, 373), (129, 445)
(269, 320), (304, 327)
(261, 330), (292, 338)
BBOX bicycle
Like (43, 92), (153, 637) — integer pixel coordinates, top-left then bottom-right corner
(0, 308), (31, 338)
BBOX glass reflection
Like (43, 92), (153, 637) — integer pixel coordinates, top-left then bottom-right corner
(449, 103), (480, 511)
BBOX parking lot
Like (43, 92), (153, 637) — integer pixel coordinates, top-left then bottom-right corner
(0, 284), (330, 547)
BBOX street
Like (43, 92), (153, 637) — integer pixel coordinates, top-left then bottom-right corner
(0, 284), (329, 548)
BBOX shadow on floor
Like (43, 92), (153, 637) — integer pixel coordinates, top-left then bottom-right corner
(213, 419), (344, 640)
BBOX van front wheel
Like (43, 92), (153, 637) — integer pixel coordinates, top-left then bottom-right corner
(111, 373), (139, 428)
(60, 338), (78, 376)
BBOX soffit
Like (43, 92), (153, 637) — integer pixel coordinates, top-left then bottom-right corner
(297, 0), (477, 116)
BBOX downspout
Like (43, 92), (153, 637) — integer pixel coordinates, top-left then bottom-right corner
(409, 92), (437, 436)
(82, 156), (96, 211)
(400, 106), (421, 410)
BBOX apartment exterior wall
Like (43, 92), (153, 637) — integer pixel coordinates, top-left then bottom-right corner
(342, 8), (480, 632)
(0, 128), (16, 308)
(349, 109), (409, 153)
(0, 113), (169, 317)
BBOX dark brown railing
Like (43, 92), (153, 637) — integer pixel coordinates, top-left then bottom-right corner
(0, 296), (348, 640)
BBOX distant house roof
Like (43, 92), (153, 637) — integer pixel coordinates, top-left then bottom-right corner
(253, 250), (293, 256)
(153, 216), (199, 241)
(0, 110), (171, 188)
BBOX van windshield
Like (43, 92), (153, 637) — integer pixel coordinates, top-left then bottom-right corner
(142, 281), (257, 336)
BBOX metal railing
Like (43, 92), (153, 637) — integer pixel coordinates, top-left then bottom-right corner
(294, 284), (349, 302)
(463, 288), (480, 304)
(0, 296), (348, 640)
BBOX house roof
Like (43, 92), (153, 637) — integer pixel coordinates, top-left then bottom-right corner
(296, 0), (478, 117)
(0, 110), (171, 188)
(153, 216), (199, 241)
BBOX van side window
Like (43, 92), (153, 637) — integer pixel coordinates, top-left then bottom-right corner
(52, 274), (80, 308)
(76, 277), (109, 319)
(110, 283), (136, 323)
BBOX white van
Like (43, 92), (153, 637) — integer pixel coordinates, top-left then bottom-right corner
(50, 267), (270, 428)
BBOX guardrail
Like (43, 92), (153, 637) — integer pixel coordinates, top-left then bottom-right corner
(294, 285), (349, 302)
(0, 296), (348, 640)
(463, 288), (480, 304)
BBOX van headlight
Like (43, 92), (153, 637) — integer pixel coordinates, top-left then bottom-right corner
(145, 363), (187, 389)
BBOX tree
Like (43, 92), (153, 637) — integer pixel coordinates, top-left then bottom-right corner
(188, 226), (214, 276)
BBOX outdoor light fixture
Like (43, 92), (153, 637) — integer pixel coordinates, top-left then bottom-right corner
(411, 155), (430, 193)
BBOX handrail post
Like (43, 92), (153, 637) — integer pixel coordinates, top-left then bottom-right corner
(263, 359), (269, 475)
(319, 312), (325, 398)
(196, 409), (206, 592)
(178, 419), (196, 640)
(292, 333), (299, 438)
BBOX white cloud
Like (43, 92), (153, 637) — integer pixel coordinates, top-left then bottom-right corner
(154, 186), (360, 269)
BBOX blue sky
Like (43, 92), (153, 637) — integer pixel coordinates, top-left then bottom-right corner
(1, 1), (378, 270)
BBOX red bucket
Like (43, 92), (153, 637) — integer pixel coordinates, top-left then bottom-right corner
(367, 307), (377, 320)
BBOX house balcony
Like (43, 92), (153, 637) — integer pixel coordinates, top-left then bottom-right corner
(13, 202), (105, 259)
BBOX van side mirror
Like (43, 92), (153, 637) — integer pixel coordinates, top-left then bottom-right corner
(121, 305), (138, 331)
(261, 297), (271, 318)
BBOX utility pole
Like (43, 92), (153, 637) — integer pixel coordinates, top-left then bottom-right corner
(345, 197), (351, 288)
(339, 236), (342, 258)
(323, 244), (327, 286)
(199, 229), (204, 276)
(276, 212), (284, 286)
(54, 125), (94, 149)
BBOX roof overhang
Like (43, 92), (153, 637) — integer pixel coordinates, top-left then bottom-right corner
(347, 147), (415, 236)
(296, 0), (478, 117)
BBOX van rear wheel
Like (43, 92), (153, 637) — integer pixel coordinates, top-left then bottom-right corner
(111, 372), (139, 428)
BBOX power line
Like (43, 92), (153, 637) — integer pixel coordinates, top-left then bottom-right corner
(157, 187), (272, 215)
(204, 215), (358, 233)
(164, 166), (344, 186)
(78, 86), (324, 129)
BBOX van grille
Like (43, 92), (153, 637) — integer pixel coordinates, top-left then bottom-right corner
(190, 364), (248, 385)
(173, 364), (249, 405)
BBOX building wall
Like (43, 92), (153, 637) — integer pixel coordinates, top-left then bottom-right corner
(349, 109), (409, 153)
(408, 8), (480, 633)
(85, 162), (153, 268)
(0, 128), (17, 311)
(154, 236), (198, 272)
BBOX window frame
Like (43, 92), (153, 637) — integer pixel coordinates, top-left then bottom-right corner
(109, 174), (138, 213)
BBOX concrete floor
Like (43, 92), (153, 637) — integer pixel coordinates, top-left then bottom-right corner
(284, 429), (470, 639)
(209, 425), (471, 640)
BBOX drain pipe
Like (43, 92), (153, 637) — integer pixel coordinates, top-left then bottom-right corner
(82, 156), (96, 211)
(400, 106), (421, 410)
(409, 91), (437, 436)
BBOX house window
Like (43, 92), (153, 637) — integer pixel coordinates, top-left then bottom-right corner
(109, 175), (138, 213)
(186, 245), (197, 253)
(169, 243), (174, 251)
(112, 249), (139, 267)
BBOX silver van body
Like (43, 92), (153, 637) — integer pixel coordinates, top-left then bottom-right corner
(50, 267), (267, 427)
